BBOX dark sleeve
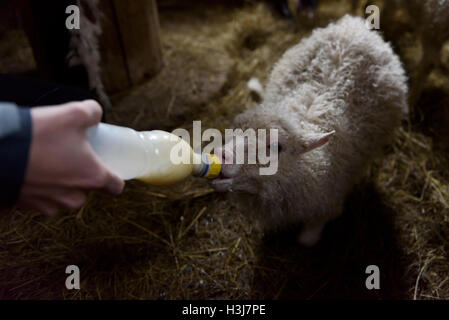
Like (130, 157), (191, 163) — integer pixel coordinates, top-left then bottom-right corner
(0, 103), (32, 208)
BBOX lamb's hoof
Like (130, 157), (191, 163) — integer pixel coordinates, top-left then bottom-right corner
(297, 230), (321, 247)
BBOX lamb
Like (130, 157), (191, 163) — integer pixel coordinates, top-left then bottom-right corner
(212, 15), (408, 246)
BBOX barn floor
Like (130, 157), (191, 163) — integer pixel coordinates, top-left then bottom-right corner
(1, 0), (449, 299)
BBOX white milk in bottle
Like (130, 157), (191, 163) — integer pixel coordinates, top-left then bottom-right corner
(86, 123), (220, 185)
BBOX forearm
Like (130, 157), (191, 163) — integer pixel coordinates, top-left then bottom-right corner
(0, 102), (32, 207)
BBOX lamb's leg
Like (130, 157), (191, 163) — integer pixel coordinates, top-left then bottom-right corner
(297, 219), (327, 247)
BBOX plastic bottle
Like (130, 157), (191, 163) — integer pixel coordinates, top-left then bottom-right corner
(86, 123), (221, 185)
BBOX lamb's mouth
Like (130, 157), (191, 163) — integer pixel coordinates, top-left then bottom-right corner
(211, 173), (234, 192)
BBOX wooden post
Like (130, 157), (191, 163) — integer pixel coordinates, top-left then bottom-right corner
(111, 0), (163, 86)
(99, 0), (163, 93)
(17, 0), (163, 95)
(97, 0), (131, 93)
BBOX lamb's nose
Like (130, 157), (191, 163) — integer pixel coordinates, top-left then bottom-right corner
(221, 149), (227, 162)
(216, 147), (233, 164)
(214, 147), (224, 163)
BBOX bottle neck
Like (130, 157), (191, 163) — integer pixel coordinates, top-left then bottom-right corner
(192, 153), (221, 179)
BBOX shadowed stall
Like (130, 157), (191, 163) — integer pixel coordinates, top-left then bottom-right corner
(0, 0), (449, 300)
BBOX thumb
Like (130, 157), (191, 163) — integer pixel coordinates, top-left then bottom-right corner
(101, 170), (125, 196)
(66, 100), (103, 128)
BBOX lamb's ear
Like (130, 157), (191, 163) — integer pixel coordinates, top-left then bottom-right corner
(301, 130), (335, 153)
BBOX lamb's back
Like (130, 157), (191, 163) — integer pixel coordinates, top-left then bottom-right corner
(263, 16), (408, 207)
(267, 15), (407, 118)
(265, 15), (407, 155)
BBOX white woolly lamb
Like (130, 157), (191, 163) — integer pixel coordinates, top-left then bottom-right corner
(212, 15), (408, 246)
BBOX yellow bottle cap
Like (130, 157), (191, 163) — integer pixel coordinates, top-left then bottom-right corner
(204, 153), (221, 179)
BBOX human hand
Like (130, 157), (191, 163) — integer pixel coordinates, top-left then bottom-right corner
(17, 100), (125, 216)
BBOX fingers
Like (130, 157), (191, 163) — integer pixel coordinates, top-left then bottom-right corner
(84, 147), (126, 196)
(99, 170), (125, 196)
(65, 99), (103, 128)
(53, 189), (88, 210)
(17, 196), (61, 217)
(33, 200), (61, 217)
(18, 185), (89, 216)
(80, 100), (103, 127)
